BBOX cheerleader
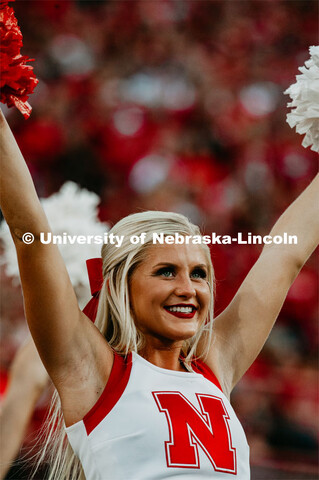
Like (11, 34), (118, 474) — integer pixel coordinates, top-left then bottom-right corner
(0, 108), (318, 479)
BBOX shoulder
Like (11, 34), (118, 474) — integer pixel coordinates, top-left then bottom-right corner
(191, 357), (223, 392)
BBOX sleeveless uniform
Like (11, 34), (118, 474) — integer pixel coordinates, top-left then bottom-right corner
(65, 352), (250, 480)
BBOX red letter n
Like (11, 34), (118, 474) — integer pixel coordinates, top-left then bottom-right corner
(152, 391), (236, 474)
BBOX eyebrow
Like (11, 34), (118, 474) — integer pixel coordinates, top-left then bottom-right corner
(153, 262), (208, 269)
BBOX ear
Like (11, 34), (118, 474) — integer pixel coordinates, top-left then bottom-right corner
(107, 278), (111, 294)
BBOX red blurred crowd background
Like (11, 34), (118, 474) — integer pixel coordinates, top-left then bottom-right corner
(0, 1), (318, 479)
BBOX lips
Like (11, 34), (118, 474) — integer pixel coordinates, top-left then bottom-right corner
(164, 304), (197, 319)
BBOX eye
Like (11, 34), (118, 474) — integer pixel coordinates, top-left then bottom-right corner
(191, 268), (207, 280)
(154, 266), (175, 278)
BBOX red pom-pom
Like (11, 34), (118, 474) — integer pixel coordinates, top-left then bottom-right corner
(0, 0), (38, 119)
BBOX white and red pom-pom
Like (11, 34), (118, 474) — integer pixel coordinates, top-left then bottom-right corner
(0, 0), (38, 118)
(285, 46), (319, 153)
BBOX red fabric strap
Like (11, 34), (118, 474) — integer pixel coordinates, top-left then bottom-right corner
(83, 352), (132, 435)
(191, 358), (223, 392)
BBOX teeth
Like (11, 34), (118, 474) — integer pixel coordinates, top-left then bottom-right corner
(167, 306), (194, 313)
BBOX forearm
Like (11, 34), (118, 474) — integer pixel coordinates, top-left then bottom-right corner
(0, 339), (49, 479)
(0, 110), (49, 239)
(264, 174), (319, 269)
(0, 384), (42, 480)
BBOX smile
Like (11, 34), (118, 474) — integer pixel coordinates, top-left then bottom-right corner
(164, 305), (197, 319)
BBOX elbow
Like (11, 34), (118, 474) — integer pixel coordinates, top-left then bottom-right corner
(261, 246), (304, 285)
(9, 226), (24, 242)
(7, 207), (50, 243)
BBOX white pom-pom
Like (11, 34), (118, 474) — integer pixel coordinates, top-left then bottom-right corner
(0, 182), (109, 306)
(284, 46), (319, 153)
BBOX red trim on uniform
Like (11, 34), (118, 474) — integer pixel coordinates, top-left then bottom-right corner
(83, 352), (133, 435)
(191, 359), (222, 392)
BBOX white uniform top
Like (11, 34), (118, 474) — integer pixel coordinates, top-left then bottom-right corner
(65, 351), (250, 480)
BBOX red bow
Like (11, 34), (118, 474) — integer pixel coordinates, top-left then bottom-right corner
(82, 258), (103, 323)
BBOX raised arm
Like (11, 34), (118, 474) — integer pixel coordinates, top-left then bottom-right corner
(205, 175), (319, 395)
(0, 338), (49, 480)
(0, 111), (112, 424)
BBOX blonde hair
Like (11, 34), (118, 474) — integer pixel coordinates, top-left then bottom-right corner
(37, 211), (215, 480)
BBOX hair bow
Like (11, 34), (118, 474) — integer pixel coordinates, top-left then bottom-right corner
(82, 258), (103, 323)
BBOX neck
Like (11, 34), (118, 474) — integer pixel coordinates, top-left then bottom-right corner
(139, 343), (187, 372)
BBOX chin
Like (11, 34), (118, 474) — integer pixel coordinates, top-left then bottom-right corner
(168, 326), (198, 341)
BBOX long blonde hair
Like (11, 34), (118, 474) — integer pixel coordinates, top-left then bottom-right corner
(37, 211), (215, 480)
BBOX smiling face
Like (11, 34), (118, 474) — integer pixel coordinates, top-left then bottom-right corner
(129, 243), (211, 350)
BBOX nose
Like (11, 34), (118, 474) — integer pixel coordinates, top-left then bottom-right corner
(174, 274), (196, 298)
